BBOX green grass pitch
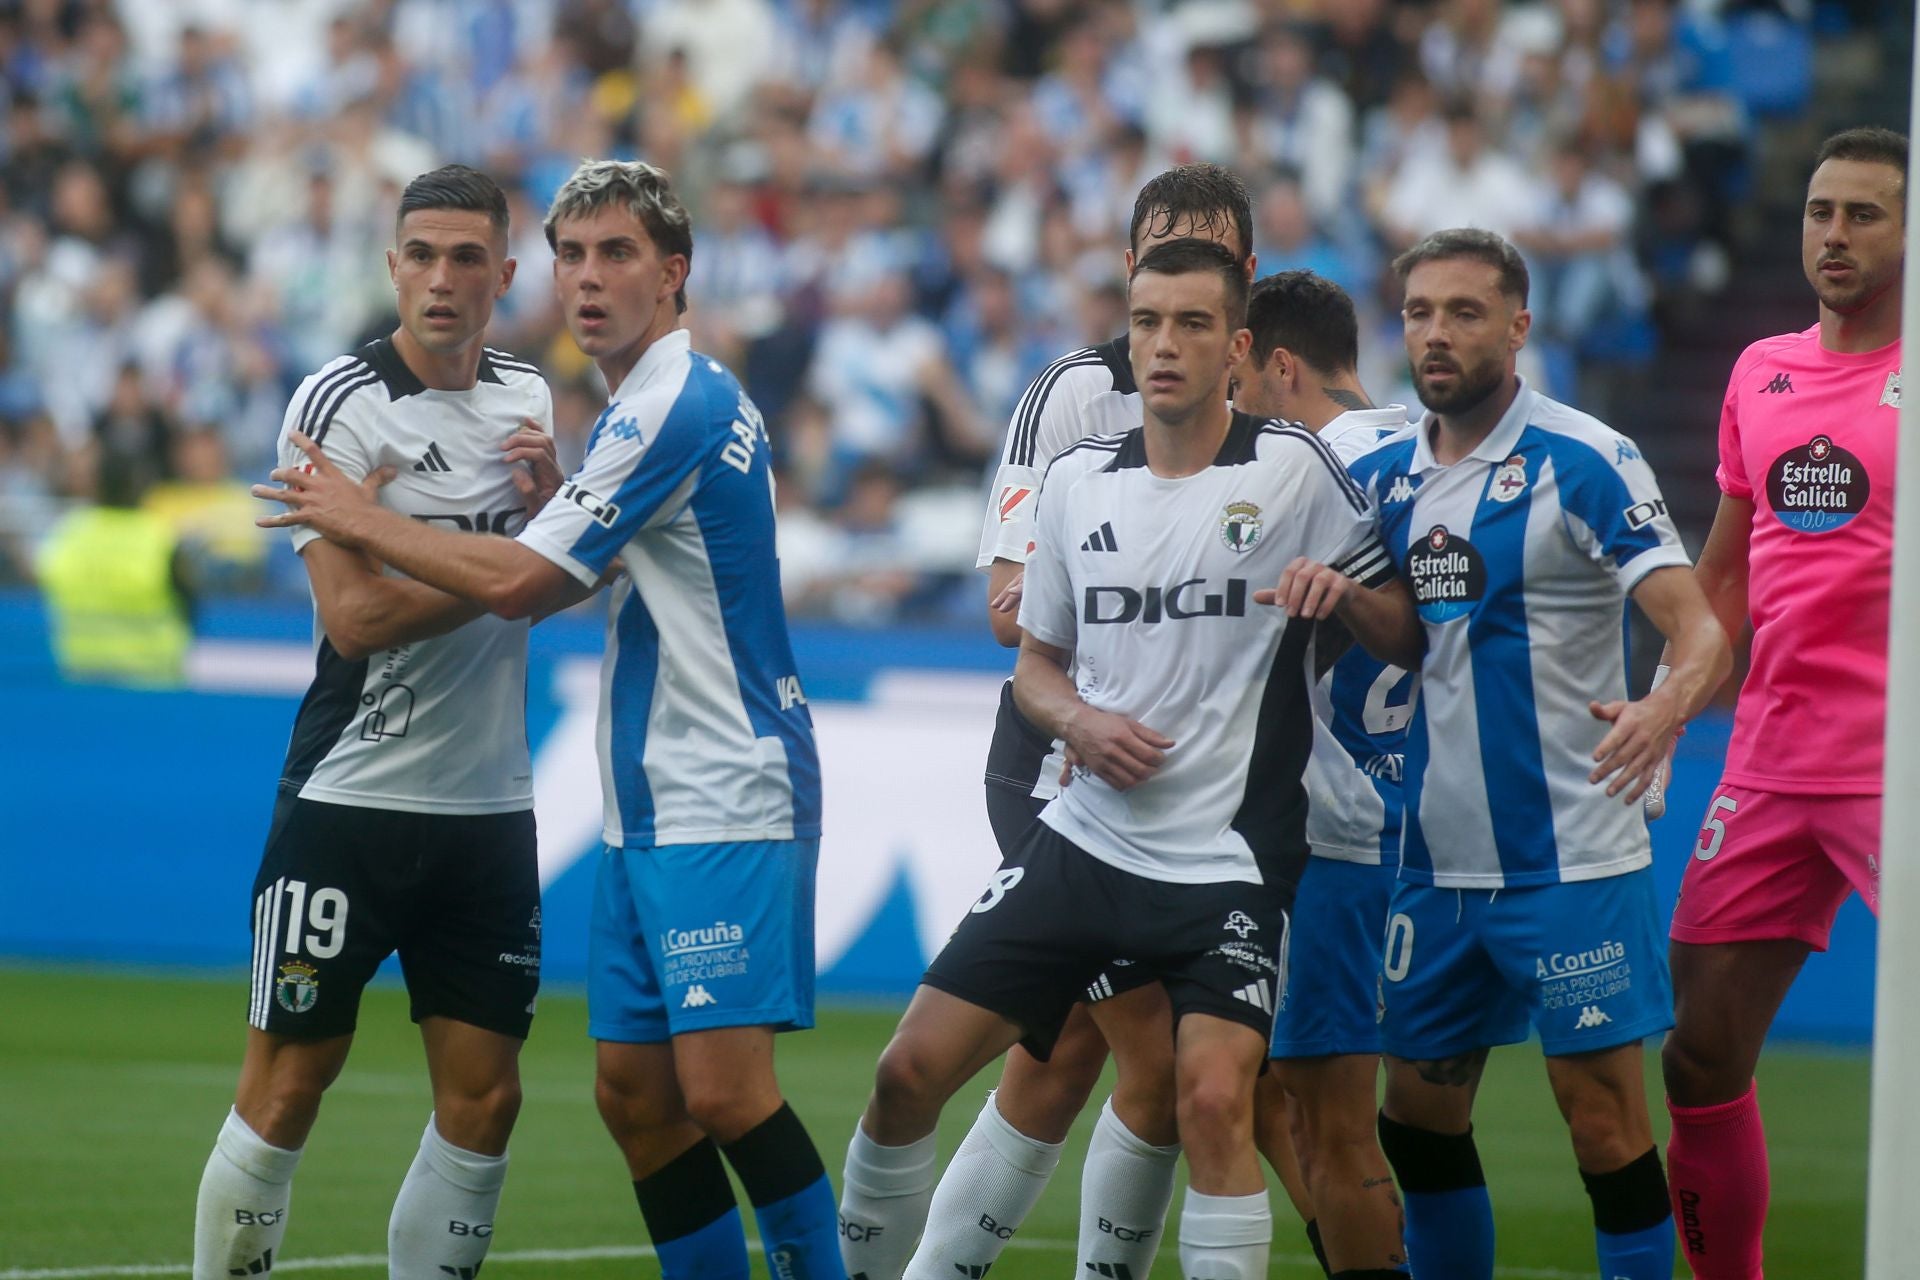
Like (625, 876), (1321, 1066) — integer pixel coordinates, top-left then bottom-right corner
(0, 967), (1866, 1279)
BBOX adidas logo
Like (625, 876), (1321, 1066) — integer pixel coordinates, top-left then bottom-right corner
(1231, 980), (1273, 1014)
(954, 1265), (992, 1278)
(1085, 1264), (1134, 1280)
(438, 1266), (483, 1279)
(681, 984), (717, 1008)
(1575, 1005), (1613, 1030)
(413, 442), (453, 473)
(228, 1252), (273, 1277)
(1086, 973), (1116, 1002)
(1080, 521), (1119, 552)
(1385, 475), (1417, 503)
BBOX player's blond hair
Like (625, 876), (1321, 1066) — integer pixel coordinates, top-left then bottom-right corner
(544, 159), (694, 314)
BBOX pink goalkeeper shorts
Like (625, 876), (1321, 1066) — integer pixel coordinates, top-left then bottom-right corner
(1670, 783), (1882, 950)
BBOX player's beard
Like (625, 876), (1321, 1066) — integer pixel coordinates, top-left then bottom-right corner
(1812, 252), (1903, 317)
(1410, 351), (1506, 416)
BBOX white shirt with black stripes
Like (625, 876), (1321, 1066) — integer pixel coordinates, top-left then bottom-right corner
(1018, 413), (1394, 887)
(275, 338), (554, 816)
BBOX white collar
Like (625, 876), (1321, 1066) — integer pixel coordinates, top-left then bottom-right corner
(1409, 378), (1535, 473)
(610, 328), (691, 403)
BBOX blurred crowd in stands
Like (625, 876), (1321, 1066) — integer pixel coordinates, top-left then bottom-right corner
(0, 0), (1832, 621)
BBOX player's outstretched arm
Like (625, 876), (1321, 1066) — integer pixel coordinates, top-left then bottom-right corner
(257, 431), (581, 621)
(1011, 633), (1174, 791)
(301, 540), (486, 660)
(1590, 565), (1733, 802)
(1255, 558), (1424, 669)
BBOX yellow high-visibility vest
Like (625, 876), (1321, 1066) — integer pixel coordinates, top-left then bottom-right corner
(37, 506), (190, 687)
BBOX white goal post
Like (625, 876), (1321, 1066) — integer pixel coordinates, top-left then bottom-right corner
(1865, 29), (1920, 1273)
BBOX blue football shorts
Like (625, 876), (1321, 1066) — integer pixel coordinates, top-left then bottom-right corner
(587, 838), (818, 1043)
(1377, 866), (1672, 1061)
(1268, 855), (1397, 1059)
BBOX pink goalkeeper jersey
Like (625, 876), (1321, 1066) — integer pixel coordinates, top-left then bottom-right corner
(1717, 324), (1900, 794)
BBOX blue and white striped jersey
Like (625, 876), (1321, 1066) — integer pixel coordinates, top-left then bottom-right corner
(1307, 407), (1418, 866)
(518, 331), (821, 849)
(1350, 382), (1690, 888)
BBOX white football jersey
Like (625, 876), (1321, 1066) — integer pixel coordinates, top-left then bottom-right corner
(1019, 413), (1394, 887)
(277, 339), (552, 815)
(976, 334), (1139, 571)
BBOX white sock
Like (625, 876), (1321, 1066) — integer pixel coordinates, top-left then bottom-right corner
(193, 1108), (302, 1280)
(387, 1114), (509, 1280)
(903, 1093), (1064, 1280)
(1177, 1188), (1271, 1280)
(840, 1125), (939, 1280)
(1077, 1097), (1181, 1280)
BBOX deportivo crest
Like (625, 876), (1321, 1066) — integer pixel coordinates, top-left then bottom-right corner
(1489, 454), (1528, 503)
(275, 961), (320, 1014)
(1881, 371), (1902, 408)
(1220, 501), (1263, 553)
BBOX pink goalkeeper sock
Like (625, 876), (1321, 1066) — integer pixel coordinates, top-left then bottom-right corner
(1667, 1083), (1768, 1280)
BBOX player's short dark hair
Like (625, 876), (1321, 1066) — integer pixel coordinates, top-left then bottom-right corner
(396, 164), (509, 237)
(1246, 270), (1358, 374)
(1130, 164), (1254, 266)
(545, 159), (694, 314)
(1813, 126), (1909, 204)
(1130, 237), (1249, 330)
(1392, 227), (1529, 307)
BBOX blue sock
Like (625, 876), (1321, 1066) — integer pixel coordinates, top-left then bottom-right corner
(1402, 1185), (1495, 1279)
(1377, 1113), (1494, 1280)
(724, 1103), (847, 1280)
(1583, 1148), (1675, 1280)
(1595, 1222), (1677, 1280)
(635, 1139), (751, 1280)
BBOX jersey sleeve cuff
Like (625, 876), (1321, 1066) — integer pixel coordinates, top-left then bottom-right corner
(1714, 463), (1752, 499)
(1019, 615), (1073, 649)
(516, 526), (606, 589)
(1615, 543), (1693, 593)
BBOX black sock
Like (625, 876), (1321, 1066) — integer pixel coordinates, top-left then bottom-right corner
(1580, 1146), (1672, 1234)
(1306, 1217), (1333, 1276)
(1375, 1112), (1486, 1193)
(632, 1137), (738, 1241)
(719, 1102), (828, 1207)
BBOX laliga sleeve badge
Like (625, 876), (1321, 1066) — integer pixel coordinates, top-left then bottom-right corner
(1489, 454), (1528, 503)
(1881, 371), (1902, 408)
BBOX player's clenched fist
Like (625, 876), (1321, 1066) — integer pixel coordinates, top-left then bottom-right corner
(1059, 706), (1175, 791)
(1255, 556), (1353, 620)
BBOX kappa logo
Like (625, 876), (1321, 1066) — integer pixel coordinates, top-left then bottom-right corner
(1574, 1005), (1613, 1030)
(1080, 521), (1120, 552)
(1231, 980), (1273, 1014)
(412, 442), (453, 473)
(1384, 475), (1417, 504)
(681, 984), (717, 1009)
(1616, 439), (1642, 464)
(1223, 911), (1258, 938)
(1760, 372), (1794, 394)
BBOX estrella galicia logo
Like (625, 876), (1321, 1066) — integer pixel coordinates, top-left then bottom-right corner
(1766, 435), (1870, 533)
(1406, 525), (1485, 622)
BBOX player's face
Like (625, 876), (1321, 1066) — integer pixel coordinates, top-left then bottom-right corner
(1128, 269), (1251, 426)
(387, 209), (513, 354)
(1126, 210), (1255, 279)
(1401, 257), (1528, 416)
(551, 206), (688, 366)
(1803, 157), (1904, 317)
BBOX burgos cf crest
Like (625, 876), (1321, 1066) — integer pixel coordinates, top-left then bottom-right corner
(1220, 501), (1263, 553)
(275, 961), (320, 1014)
